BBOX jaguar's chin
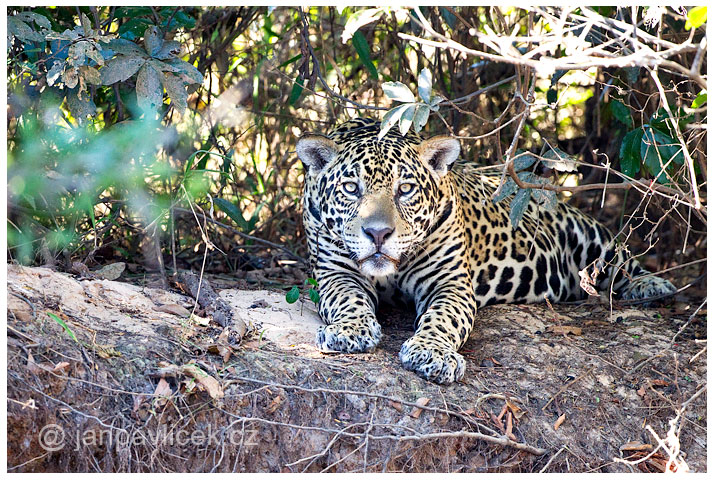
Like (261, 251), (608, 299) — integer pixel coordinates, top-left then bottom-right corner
(358, 252), (399, 276)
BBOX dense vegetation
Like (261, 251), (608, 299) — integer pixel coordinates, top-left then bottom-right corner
(6, 6), (707, 291)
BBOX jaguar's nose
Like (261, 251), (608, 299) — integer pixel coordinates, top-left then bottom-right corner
(362, 226), (394, 250)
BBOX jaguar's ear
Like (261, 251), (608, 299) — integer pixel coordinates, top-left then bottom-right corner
(296, 134), (338, 174)
(418, 135), (460, 178)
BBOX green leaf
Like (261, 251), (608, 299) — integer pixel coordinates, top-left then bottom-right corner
(542, 146), (578, 172)
(106, 38), (146, 56)
(378, 103), (413, 140)
(492, 177), (518, 203)
(148, 58), (180, 74)
(68, 41), (92, 67)
(382, 81), (415, 103)
(115, 6), (154, 18)
(439, 6), (457, 29)
(640, 127), (684, 183)
(136, 63), (164, 111)
(305, 278), (318, 287)
(398, 104), (416, 135)
(165, 58), (203, 85)
(46, 60), (64, 86)
(685, 6), (707, 30)
(610, 99), (632, 127)
(154, 40), (181, 60)
(429, 95), (444, 108)
(531, 185), (557, 210)
(692, 92), (707, 109)
(161, 72), (188, 113)
(117, 17), (154, 38)
(80, 13), (93, 36)
(417, 68), (432, 103)
(171, 10), (196, 29)
(308, 288), (320, 305)
(15, 11), (52, 30)
(101, 55), (146, 84)
(513, 151), (537, 171)
(352, 31), (379, 80)
(278, 53), (303, 69)
(509, 187), (532, 229)
(648, 108), (694, 138)
(546, 88), (557, 105)
(550, 69), (569, 86)
(413, 104), (430, 133)
(619, 128), (643, 177)
(288, 76), (304, 106)
(341, 7), (384, 43)
(213, 197), (249, 231)
(143, 26), (163, 57)
(285, 286), (300, 304)
(47, 312), (78, 342)
(66, 88), (97, 123)
(85, 46), (105, 67)
(8, 16), (47, 43)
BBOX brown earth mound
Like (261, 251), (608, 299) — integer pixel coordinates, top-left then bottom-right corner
(6, 264), (706, 472)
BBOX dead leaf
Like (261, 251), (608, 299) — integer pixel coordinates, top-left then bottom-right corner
(8, 295), (33, 322)
(26, 352), (41, 374)
(546, 325), (583, 336)
(154, 303), (191, 317)
(249, 299), (269, 309)
(620, 441), (653, 451)
(71, 261), (91, 276)
(553, 413), (566, 430)
(637, 385), (647, 397)
(505, 411), (517, 441)
(154, 378), (172, 397)
(505, 398), (525, 420)
(390, 401), (403, 412)
(207, 328), (236, 362)
(94, 262), (125, 280)
(265, 395), (283, 414)
(53, 361), (70, 372)
(496, 404), (508, 422)
(578, 268), (600, 297)
(651, 379), (670, 387)
(206, 343), (232, 363)
(95, 344), (121, 359)
(491, 412), (505, 433)
(190, 314), (210, 326)
(180, 363), (224, 401)
(132, 394), (147, 413)
(153, 378), (172, 407)
(410, 397), (430, 418)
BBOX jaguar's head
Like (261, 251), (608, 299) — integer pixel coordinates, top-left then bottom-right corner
(297, 119), (460, 277)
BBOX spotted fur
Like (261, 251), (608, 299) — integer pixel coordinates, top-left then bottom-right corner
(296, 118), (676, 384)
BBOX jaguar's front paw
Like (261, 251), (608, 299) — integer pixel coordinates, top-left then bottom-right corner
(399, 336), (465, 384)
(316, 321), (382, 353)
(621, 275), (677, 303)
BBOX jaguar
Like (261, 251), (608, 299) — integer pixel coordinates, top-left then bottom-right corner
(296, 117), (676, 384)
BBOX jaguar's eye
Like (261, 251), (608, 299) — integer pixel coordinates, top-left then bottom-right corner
(398, 183), (416, 196)
(342, 182), (359, 195)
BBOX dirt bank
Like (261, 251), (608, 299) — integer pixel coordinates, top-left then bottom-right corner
(6, 264), (706, 472)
